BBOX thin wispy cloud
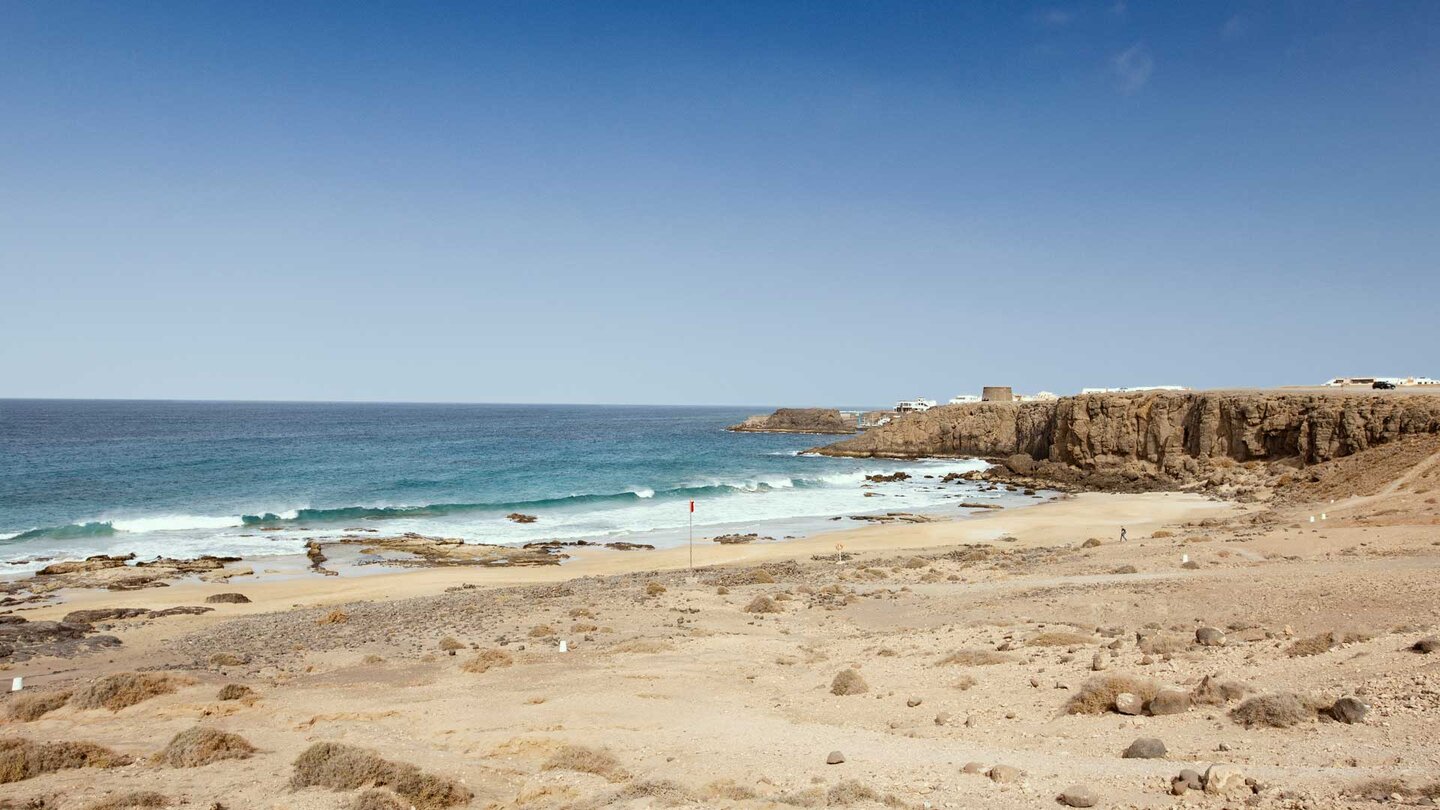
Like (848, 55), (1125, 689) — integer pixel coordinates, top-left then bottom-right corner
(1033, 7), (1076, 27)
(1110, 0), (1127, 16)
(1221, 15), (1248, 41)
(1111, 42), (1154, 93)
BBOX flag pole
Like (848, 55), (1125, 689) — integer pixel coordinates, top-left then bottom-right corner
(688, 500), (694, 571)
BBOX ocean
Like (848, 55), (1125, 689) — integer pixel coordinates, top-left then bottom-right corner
(0, 400), (1019, 571)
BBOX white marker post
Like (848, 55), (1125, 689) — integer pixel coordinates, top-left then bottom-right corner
(1321, 513), (1327, 521)
(558, 639), (568, 653)
(836, 542), (845, 566)
(1309, 515), (1316, 523)
(10, 677), (22, 692)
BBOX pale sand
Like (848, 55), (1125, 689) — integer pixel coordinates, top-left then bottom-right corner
(27, 491), (1232, 621)
(7, 472), (1439, 809)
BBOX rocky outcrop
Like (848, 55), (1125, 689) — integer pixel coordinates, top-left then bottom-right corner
(813, 391), (1440, 486)
(727, 408), (857, 435)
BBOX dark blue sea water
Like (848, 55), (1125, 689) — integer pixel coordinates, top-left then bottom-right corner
(0, 400), (1003, 569)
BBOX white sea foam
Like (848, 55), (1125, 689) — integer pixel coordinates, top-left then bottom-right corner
(109, 514), (245, 533)
(0, 457), (1028, 567)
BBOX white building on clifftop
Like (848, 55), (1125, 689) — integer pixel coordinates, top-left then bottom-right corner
(895, 398), (937, 413)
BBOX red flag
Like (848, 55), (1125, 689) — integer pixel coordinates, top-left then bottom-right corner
(689, 500), (695, 513)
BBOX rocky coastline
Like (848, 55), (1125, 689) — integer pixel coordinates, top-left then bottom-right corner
(812, 390), (1440, 496)
(726, 407), (857, 434)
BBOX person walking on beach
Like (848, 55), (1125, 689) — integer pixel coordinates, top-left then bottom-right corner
(1120, 526), (1128, 542)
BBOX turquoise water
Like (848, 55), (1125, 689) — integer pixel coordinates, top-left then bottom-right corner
(1, 400), (1010, 569)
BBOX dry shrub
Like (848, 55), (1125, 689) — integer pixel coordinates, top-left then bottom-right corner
(1151, 530), (1174, 538)
(1286, 632), (1336, 657)
(209, 653), (247, 667)
(353, 789), (407, 810)
(774, 788), (825, 807)
(528, 624), (556, 638)
(569, 607), (594, 619)
(1231, 692), (1319, 728)
(318, 609), (350, 625)
(826, 780), (879, 805)
(542, 744), (630, 782)
(703, 779), (758, 800)
(0, 738), (132, 784)
(1110, 565), (1139, 574)
(363, 654), (386, 664)
(290, 741), (472, 809)
(1286, 631), (1371, 657)
(571, 622), (598, 633)
(462, 649), (514, 674)
(903, 557), (928, 569)
(936, 649), (1012, 667)
(1347, 779), (1440, 801)
(216, 684), (253, 701)
(1065, 674), (1159, 715)
(154, 726), (256, 767)
(615, 779), (694, 804)
(83, 792), (168, 809)
(1191, 675), (1248, 705)
(830, 668), (868, 696)
(1080, 538), (1103, 548)
(438, 637), (464, 651)
(645, 581), (667, 597)
(1027, 631), (1093, 647)
(610, 639), (674, 654)
(71, 673), (187, 712)
(711, 568), (775, 586)
(951, 674), (977, 690)
(6, 691), (70, 722)
(744, 595), (781, 614)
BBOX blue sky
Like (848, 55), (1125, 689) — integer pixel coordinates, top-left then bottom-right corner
(2, 1), (1436, 406)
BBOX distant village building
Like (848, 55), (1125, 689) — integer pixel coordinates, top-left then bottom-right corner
(1325, 376), (1438, 387)
(1081, 385), (1189, 394)
(894, 397), (937, 413)
(1015, 390), (1059, 402)
(947, 394), (981, 405)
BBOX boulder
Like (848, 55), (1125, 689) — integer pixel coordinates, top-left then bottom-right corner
(1203, 764), (1247, 796)
(1329, 697), (1369, 724)
(1195, 627), (1226, 646)
(1412, 636), (1439, 654)
(1171, 769), (1204, 795)
(205, 592), (251, 604)
(988, 765), (1024, 784)
(826, 750), (845, 765)
(1059, 784), (1098, 808)
(1122, 738), (1167, 759)
(1115, 692), (1144, 715)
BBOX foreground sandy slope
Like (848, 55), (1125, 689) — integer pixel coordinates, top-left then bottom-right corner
(3, 449), (1440, 809)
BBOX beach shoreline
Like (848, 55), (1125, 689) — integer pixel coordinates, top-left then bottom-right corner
(17, 490), (1232, 622)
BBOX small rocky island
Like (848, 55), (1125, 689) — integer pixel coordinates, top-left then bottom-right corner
(726, 407), (857, 435)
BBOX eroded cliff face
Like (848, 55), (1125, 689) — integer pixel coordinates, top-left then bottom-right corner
(814, 392), (1440, 476)
(727, 408), (857, 435)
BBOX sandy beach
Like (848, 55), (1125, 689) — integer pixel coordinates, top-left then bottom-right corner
(5, 445), (1439, 809)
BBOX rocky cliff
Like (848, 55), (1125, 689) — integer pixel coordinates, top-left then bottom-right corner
(812, 391), (1440, 487)
(727, 408), (857, 435)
